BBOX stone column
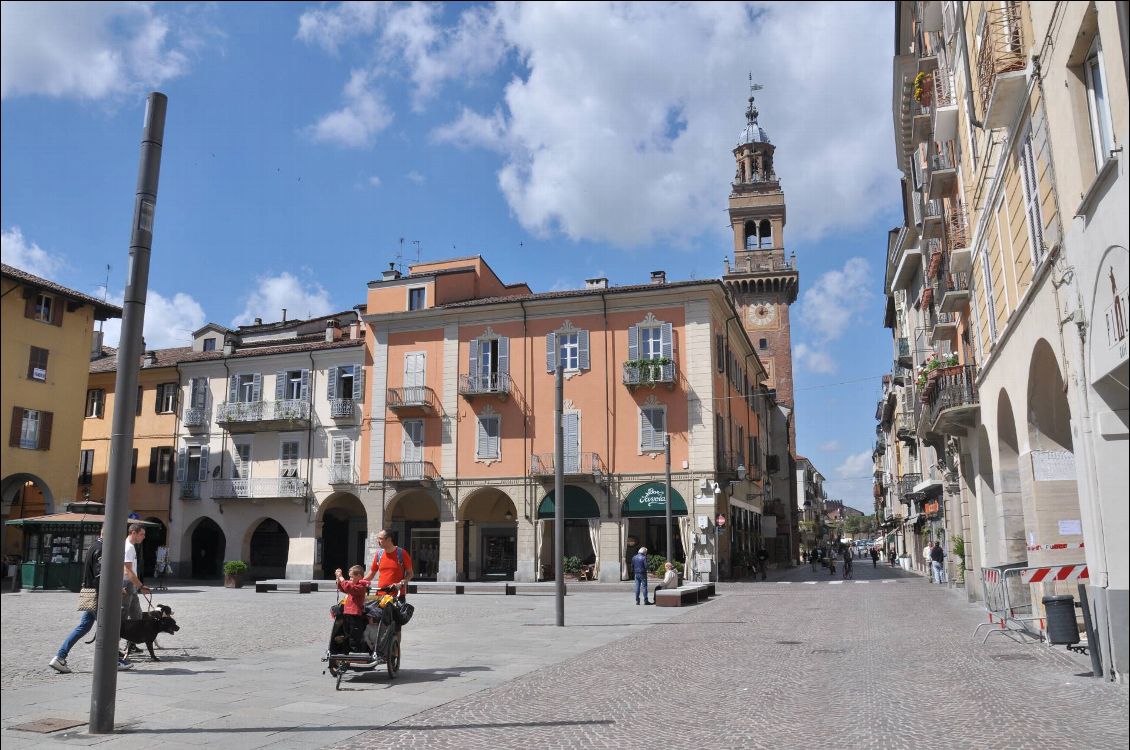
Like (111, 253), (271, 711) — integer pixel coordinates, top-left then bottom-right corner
(438, 519), (457, 581)
(516, 516), (536, 582)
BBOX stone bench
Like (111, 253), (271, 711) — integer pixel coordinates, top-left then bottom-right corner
(407, 582), (567, 595)
(654, 582), (714, 607)
(254, 581), (318, 594)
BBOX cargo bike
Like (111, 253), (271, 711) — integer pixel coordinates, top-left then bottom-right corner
(322, 585), (413, 690)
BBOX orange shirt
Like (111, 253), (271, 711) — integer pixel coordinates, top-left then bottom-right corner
(368, 547), (413, 591)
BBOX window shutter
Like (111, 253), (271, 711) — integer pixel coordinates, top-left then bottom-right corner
(353, 366), (364, 401)
(489, 417), (500, 458)
(274, 371), (286, 401)
(50, 299), (63, 326)
(199, 446), (210, 481)
(39, 411), (53, 450)
(716, 335), (724, 372)
(26, 349), (35, 379)
(564, 413), (579, 464)
(148, 447), (159, 483)
(327, 366), (338, 400)
(469, 341), (479, 381)
(131, 449), (138, 483)
(343, 439), (353, 466)
(24, 295), (36, 319)
(228, 375), (238, 403)
(579, 330), (590, 370)
(661, 323), (673, 359)
(545, 333), (557, 372)
(193, 378), (208, 410)
(251, 373), (262, 402)
(640, 409), (652, 451)
(628, 325), (639, 361)
(10, 407), (24, 447)
(497, 337), (509, 379)
(175, 447), (187, 482)
(477, 417), (489, 458)
(300, 369), (310, 401)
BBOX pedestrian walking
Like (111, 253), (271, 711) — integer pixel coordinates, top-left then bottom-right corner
(841, 545), (853, 579)
(632, 547), (649, 605)
(648, 561), (677, 604)
(870, 547), (879, 568)
(120, 523), (150, 666)
(756, 547), (769, 581)
(49, 526), (105, 673)
(930, 541), (947, 584)
(922, 541), (934, 582)
(889, 547), (898, 567)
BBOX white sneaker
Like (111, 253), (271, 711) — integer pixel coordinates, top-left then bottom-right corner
(48, 656), (71, 674)
(117, 659), (133, 671)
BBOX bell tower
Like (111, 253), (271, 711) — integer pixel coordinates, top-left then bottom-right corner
(723, 79), (799, 418)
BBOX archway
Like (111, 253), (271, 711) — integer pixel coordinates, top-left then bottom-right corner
(247, 518), (289, 581)
(996, 391), (1026, 564)
(318, 493), (367, 579)
(141, 516), (167, 582)
(458, 488), (517, 581)
(1, 473), (55, 558)
(189, 517), (225, 579)
(386, 490), (441, 581)
(536, 485), (600, 580)
(975, 427), (999, 566)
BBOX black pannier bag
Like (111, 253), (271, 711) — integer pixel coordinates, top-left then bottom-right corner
(391, 600), (415, 626)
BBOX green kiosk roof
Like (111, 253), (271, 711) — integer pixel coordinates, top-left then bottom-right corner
(537, 486), (600, 519)
(621, 482), (687, 517)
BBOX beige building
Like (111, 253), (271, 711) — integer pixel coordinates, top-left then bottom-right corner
(1, 264), (120, 558)
(885, 1), (1127, 680)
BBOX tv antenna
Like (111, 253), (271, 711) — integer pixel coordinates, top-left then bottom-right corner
(98, 264), (110, 334)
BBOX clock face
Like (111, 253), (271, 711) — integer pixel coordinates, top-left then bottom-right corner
(749, 303), (777, 327)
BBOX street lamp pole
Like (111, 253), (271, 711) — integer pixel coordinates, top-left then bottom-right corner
(554, 363), (564, 627)
(664, 434), (672, 565)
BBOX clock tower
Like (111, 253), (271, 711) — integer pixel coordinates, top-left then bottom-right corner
(722, 81), (799, 425)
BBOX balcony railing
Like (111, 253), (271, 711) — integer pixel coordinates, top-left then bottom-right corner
(715, 451), (748, 477)
(386, 386), (439, 414)
(897, 338), (912, 367)
(530, 452), (606, 480)
(212, 477), (308, 500)
(945, 201), (970, 255)
(622, 361), (676, 388)
(977, 2), (1027, 129)
(458, 372), (511, 399)
(924, 365), (980, 434)
(921, 197), (944, 238)
(940, 270), (971, 313)
(216, 399), (311, 432)
(384, 461), (442, 484)
(927, 142), (957, 199)
(183, 408), (209, 429)
(180, 481), (201, 500)
(895, 411), (917, 441)
(898, 473), (922, 499)
(328, 464), (358, 485)
(330, 398), (358, 420)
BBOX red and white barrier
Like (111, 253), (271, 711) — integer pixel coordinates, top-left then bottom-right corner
(1021, 564), (1089, 584)
(1025, 542), (1085, 552)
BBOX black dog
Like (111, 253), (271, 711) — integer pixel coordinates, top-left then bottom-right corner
(120, 606), (179, 661)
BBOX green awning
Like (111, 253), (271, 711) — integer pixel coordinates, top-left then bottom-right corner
(537, 486), (600, 519)
(621, 482), (687, 517)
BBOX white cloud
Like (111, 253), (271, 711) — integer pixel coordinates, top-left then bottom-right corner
(405, 170), (425, 185)
(798, 257), (874, 343)
(307, 68), (393, 148)
(1, 226), (65, 279)
(99, 289), (207, 350)
(367, 175), (382, 187)
(820, 440), (841, 452)
(296, 1), (384, 55)
(231, 272), (335, 327)
(1, 2), (190, 100)
(794, 342), (836, 374)
(835, 450), (874, 479)
(432, 107), (510, 151)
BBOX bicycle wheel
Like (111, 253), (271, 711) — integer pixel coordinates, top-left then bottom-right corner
(386, 633), (400, 679)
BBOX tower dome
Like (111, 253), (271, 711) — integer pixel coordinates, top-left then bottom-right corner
(738, 80), (770, 145)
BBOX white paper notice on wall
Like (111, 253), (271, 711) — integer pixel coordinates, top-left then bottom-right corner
(1058, 519), (1083, 536)
(1031, 450), (1076, 481)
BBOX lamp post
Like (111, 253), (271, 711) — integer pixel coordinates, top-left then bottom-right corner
(664, 434), (672, 565)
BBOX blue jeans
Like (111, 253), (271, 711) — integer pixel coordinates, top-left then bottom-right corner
(57, 610), (97, 660)
(634, 575), (648, 603)
(932, 560), (945, 584)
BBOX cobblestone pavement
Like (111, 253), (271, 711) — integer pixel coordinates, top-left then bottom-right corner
(337, 563), (1129, 750)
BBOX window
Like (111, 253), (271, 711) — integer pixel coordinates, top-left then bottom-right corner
(640, 405), (667, 453)
(408, 287), (426, 311)
(202, 337), (217, 352)
(33, 293), (54, 323)
(157, 383), (178, 414)
(758, 338), (768, 350)
(236, 373), (258, 403)
(1018, 127), (1045, 266)
(339, 365), (355, 398)
(737, 425), (745, 465)
(1084, 38), (1114, 171)
(545, 329), (589, 373)
(232, 443), (251, 479)
(136, 386), (143, 416)
(14, 408), (51, 450)
(130, 449), (138, 484)
(328, 364), (362, 404)
(190, 378), (209, 410)
(86, 389), (105, 419)
(559, 333), (579, 370)
(640, 326), (663, 360)
(281, 370), (303, 401)
(27, 346), (48, 382)
(280, 440), (299, 477)
(150, 447), (174, 484)
(79, 449), (95, 485)
(476, 413), (501, 460)
(332, 437), (353, 466)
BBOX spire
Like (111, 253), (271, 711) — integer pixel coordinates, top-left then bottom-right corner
(738, 74), (769, 145)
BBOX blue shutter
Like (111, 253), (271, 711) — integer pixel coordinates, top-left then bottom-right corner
(199, 446), (210, 481)
(251, 373), (262, 402)
(300, 369), (310, 401)
(497, 337), (509, 379)
(563, 413), (580, 472)
(661, 323), (673, 359)
(353, 366), (364, 401)
(578, 330), (590, 370)
(228, 375), (238, 403)
(469, 340), (479, 383)
(546, 333), (556, 372)
(175, 447), (187, 482)
(488, 417), (500, 458)
(477, 417), (489, 458)
(275, 371), (286, 401)
(628, 325), (638, 361)
(327, 366), (338, 400)
(640, 409), (652, 451)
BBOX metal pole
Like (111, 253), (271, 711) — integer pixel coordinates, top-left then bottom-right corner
(554, 363), (565, 627)
(89, 92), (166, 734)
(664, 435), (672, 564)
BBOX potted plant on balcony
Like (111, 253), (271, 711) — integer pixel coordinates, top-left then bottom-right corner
(223, 560), (248, 588)
(626, 357), (673, 388)
(913, 72), (933, 106)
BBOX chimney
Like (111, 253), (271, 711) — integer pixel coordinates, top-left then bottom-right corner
(282, 308), (287, 322)
(382, 262), (402, 281)
(325, 319), (340, 343)
(142, 351), (157, 367)
(254, 317), (263, 326)
(349, 320), (360, 340)
(585, 277), (608, 290)
(222, 339), (234, 356)
(90, 330), (104, 360)
(650, 270), (666, 285)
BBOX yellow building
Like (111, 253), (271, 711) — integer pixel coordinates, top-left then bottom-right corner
(79, 347), (190, 570)
(1, 263), (120, 558)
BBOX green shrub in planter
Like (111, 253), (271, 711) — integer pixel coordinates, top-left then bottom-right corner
(223, 560), (248, 576)
(562, 556), (582, 575)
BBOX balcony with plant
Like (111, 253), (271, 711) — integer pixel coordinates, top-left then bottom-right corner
(622, 358), (675, 389)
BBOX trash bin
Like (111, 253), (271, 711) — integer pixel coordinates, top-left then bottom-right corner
(1043, 595), (1079, 645)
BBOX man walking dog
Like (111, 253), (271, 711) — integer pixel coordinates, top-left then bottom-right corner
(120, 523), (150, 667)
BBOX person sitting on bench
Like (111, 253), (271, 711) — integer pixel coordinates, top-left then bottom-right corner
(647, 561), (678, 605)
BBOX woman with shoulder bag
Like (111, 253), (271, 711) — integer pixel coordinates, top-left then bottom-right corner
(49, 526), (110, 673)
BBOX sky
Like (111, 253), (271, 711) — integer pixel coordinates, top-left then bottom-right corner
(0, 1), (902, 513)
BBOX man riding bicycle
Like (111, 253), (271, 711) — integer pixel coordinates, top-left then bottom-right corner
(364, 529), (414, 599)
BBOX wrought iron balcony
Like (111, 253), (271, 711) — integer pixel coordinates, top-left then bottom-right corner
(939, 271), (971, 313)
(897, 473), (922, 500)
(622, 361), (676, 388)
(873, 437), (886, 457)
(911, 100), (933, 144)
(180, 481), (201, 500)
(328, 464), (358, 485)
(216, 399), (312, 433)
(384, 461), (442, 484)
(927, 142), (957, 199)
(897, 338), (912, 367)
(530, 452), (606, 481)
(930, 309), (958, 342)
(183, 408), (209, 429)
(458, 372), (511, 399)
(920, 197), (944, 239)
(932, 64), (958, 141)
(895, 411), (917, 442)
(978, 3), (1028, 129)
(386, 386), (438, 414)
(212, 477), (308, 501)
(330, 398), (358, 420)
(924, 364), (980, 435)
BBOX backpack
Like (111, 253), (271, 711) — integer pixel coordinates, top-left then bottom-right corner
(375, 546), (406, 576)
(930, 545), (945, 562)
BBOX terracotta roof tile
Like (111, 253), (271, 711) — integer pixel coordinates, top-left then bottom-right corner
(2, 263), (122, 319)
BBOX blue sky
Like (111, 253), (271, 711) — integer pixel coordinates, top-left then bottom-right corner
(1, 2), (901, 512)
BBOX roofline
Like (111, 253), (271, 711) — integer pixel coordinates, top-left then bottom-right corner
(1, 263), (122, 320)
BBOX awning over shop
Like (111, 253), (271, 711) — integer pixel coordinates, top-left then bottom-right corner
(537, 486), (600, 519)
(6, 513), (161, 529)
(621, 482), (687, 517)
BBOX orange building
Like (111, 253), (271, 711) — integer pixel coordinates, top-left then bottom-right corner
(359, 257), (778, 582)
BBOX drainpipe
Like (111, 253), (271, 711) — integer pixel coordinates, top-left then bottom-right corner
(600, 291), (612, 519)
(218, 356), (230, 514)
(519, 299), (530, 525)
(306, 352), (316, 522)
(171, 363), (184, 556)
